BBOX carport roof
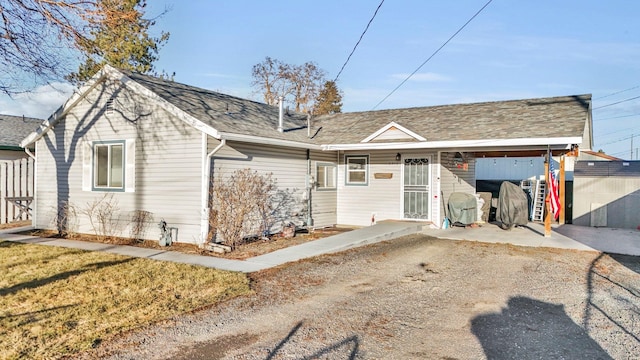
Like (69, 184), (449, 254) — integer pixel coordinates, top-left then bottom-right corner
(313, 94), (591, 146)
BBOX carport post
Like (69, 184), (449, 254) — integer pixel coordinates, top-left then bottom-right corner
(544, 158), (552, 237)
(559, 156), (566, 225)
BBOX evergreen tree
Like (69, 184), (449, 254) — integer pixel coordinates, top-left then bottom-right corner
(67, 0), (169, 84)
(314, 80), (343, 115)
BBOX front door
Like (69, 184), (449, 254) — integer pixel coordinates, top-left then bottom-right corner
(403, 157), (431, 220)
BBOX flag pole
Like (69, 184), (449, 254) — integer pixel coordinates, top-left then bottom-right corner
(544, 146), (551, 237)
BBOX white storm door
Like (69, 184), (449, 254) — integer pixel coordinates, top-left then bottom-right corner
(403, 157), (431, 220)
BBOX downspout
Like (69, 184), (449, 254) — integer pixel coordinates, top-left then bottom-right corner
(200, 134), (226, 244)
(24, 147), (36, 160)
(306, 149), (313, 227)
(24, 146), (37, 226)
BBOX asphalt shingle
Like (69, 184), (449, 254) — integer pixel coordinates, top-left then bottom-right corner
(121, 70), (590, 147)
(0, 114), (43, 149)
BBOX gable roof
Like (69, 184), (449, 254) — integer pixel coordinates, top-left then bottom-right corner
(20, 65), (592, 153)
(313, 94), (591, 150)
(0, 114), (42, 150)
(120, 70), (316, 145)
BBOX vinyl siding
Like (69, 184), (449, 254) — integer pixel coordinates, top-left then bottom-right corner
(572, 175), (640, 229)
(35, 80), (204, 243)
(337, 150), (437, 227)
(440, 152), (476, 223)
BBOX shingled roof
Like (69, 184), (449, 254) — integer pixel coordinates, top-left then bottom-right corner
(121, 70), (315, 144)
(123, 70), (590, 150)
(0, 114), (42, 149)
(312, 94), (591, 145)
(20, 66), (592, 152)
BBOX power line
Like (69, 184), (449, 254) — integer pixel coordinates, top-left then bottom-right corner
(333, 0), (385, 83)
(595, 85), (640, 100)
(594, 112), (640, 121)
(372, 0), (493, 110)
(595, 132), (640, 147)
(598, 125), (640, 138)
(593, 95), (640, 110)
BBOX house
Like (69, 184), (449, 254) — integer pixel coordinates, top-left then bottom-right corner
(20, 65), (592, 243)
(0, 114), (42, 162)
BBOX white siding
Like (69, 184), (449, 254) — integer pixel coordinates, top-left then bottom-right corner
(207, 140), (336, 228)
(35, 80), (204, 243)
(337, 150), (437, 227)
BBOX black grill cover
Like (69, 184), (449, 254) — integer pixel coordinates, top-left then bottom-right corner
(496, 181), (529, 229)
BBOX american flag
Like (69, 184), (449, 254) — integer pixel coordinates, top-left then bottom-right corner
(548, 159), (561, 220)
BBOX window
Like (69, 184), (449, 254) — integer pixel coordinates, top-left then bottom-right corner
(345, 155), (368, 185)
(94, 141), (124, 190)
(316, 163), (336, 190)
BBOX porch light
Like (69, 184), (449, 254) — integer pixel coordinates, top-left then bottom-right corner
(396, 153), (401, 161)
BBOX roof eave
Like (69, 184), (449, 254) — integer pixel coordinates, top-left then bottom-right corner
(220, 132), (321, 150)
(322, 137), (583, 151)
(19, 68), (113, 148)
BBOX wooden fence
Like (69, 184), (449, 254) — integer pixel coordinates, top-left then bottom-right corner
(1, 157), (35, 224)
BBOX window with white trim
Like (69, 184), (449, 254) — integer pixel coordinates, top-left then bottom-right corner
(94, 141), (124, 190)
(345, 155), (368, 185)
(316, 163), (337, 190)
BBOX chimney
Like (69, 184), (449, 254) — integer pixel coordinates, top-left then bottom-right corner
(277, 96), (284, 133)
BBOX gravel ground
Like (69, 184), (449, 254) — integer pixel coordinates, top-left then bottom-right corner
(74, 234), (640, 360)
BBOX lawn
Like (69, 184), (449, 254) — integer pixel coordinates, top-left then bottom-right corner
(0, 240), (251, 360)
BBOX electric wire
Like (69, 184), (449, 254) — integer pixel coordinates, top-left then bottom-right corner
(595, 85), (640, 100)
(333, 0), (385, 83)
(596, 132), (640, 147)
(372, 0), (493, 110)
(594, 112), (640, 121)
(593, 95), (640, 110)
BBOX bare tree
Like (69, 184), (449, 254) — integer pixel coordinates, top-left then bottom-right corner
(0, 0), (166, 94)
(251, 57), (330, 112)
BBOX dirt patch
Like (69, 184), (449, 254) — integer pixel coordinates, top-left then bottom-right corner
(0, 220), (30, 230)
(19, 227), (354, 260)
(75, 234), (640, 359)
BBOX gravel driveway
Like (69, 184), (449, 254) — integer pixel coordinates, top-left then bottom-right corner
(79, 234), (640, 359)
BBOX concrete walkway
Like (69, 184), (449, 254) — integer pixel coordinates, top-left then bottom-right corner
(0, 221), (425, 273)
(422, 222), (640, 257)
(3, 221), (640, 273)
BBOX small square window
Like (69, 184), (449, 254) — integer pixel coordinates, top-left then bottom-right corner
(346, 155), (368, 185)
(94, 142), (124, 190)
(317, 163), (337, 190)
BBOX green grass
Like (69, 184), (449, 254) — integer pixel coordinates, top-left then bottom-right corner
(0, 240), (251, 360)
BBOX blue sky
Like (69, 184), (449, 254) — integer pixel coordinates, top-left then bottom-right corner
(1, 0), (640, 158)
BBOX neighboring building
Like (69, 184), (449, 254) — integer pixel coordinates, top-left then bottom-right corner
(573, 160), (640, 229)
(0, 114), (42, 162)
(21, 65), (592, 243)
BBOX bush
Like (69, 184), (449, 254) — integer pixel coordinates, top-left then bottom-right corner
(210, 169), (296, 249)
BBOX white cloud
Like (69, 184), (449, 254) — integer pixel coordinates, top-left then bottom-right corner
(0, 82), (74, 119)
(390, 72), (452, 82)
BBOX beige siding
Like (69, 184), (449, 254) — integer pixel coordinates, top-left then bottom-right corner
(35, 80), (204, 243)
(439, 151), (476, 224)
